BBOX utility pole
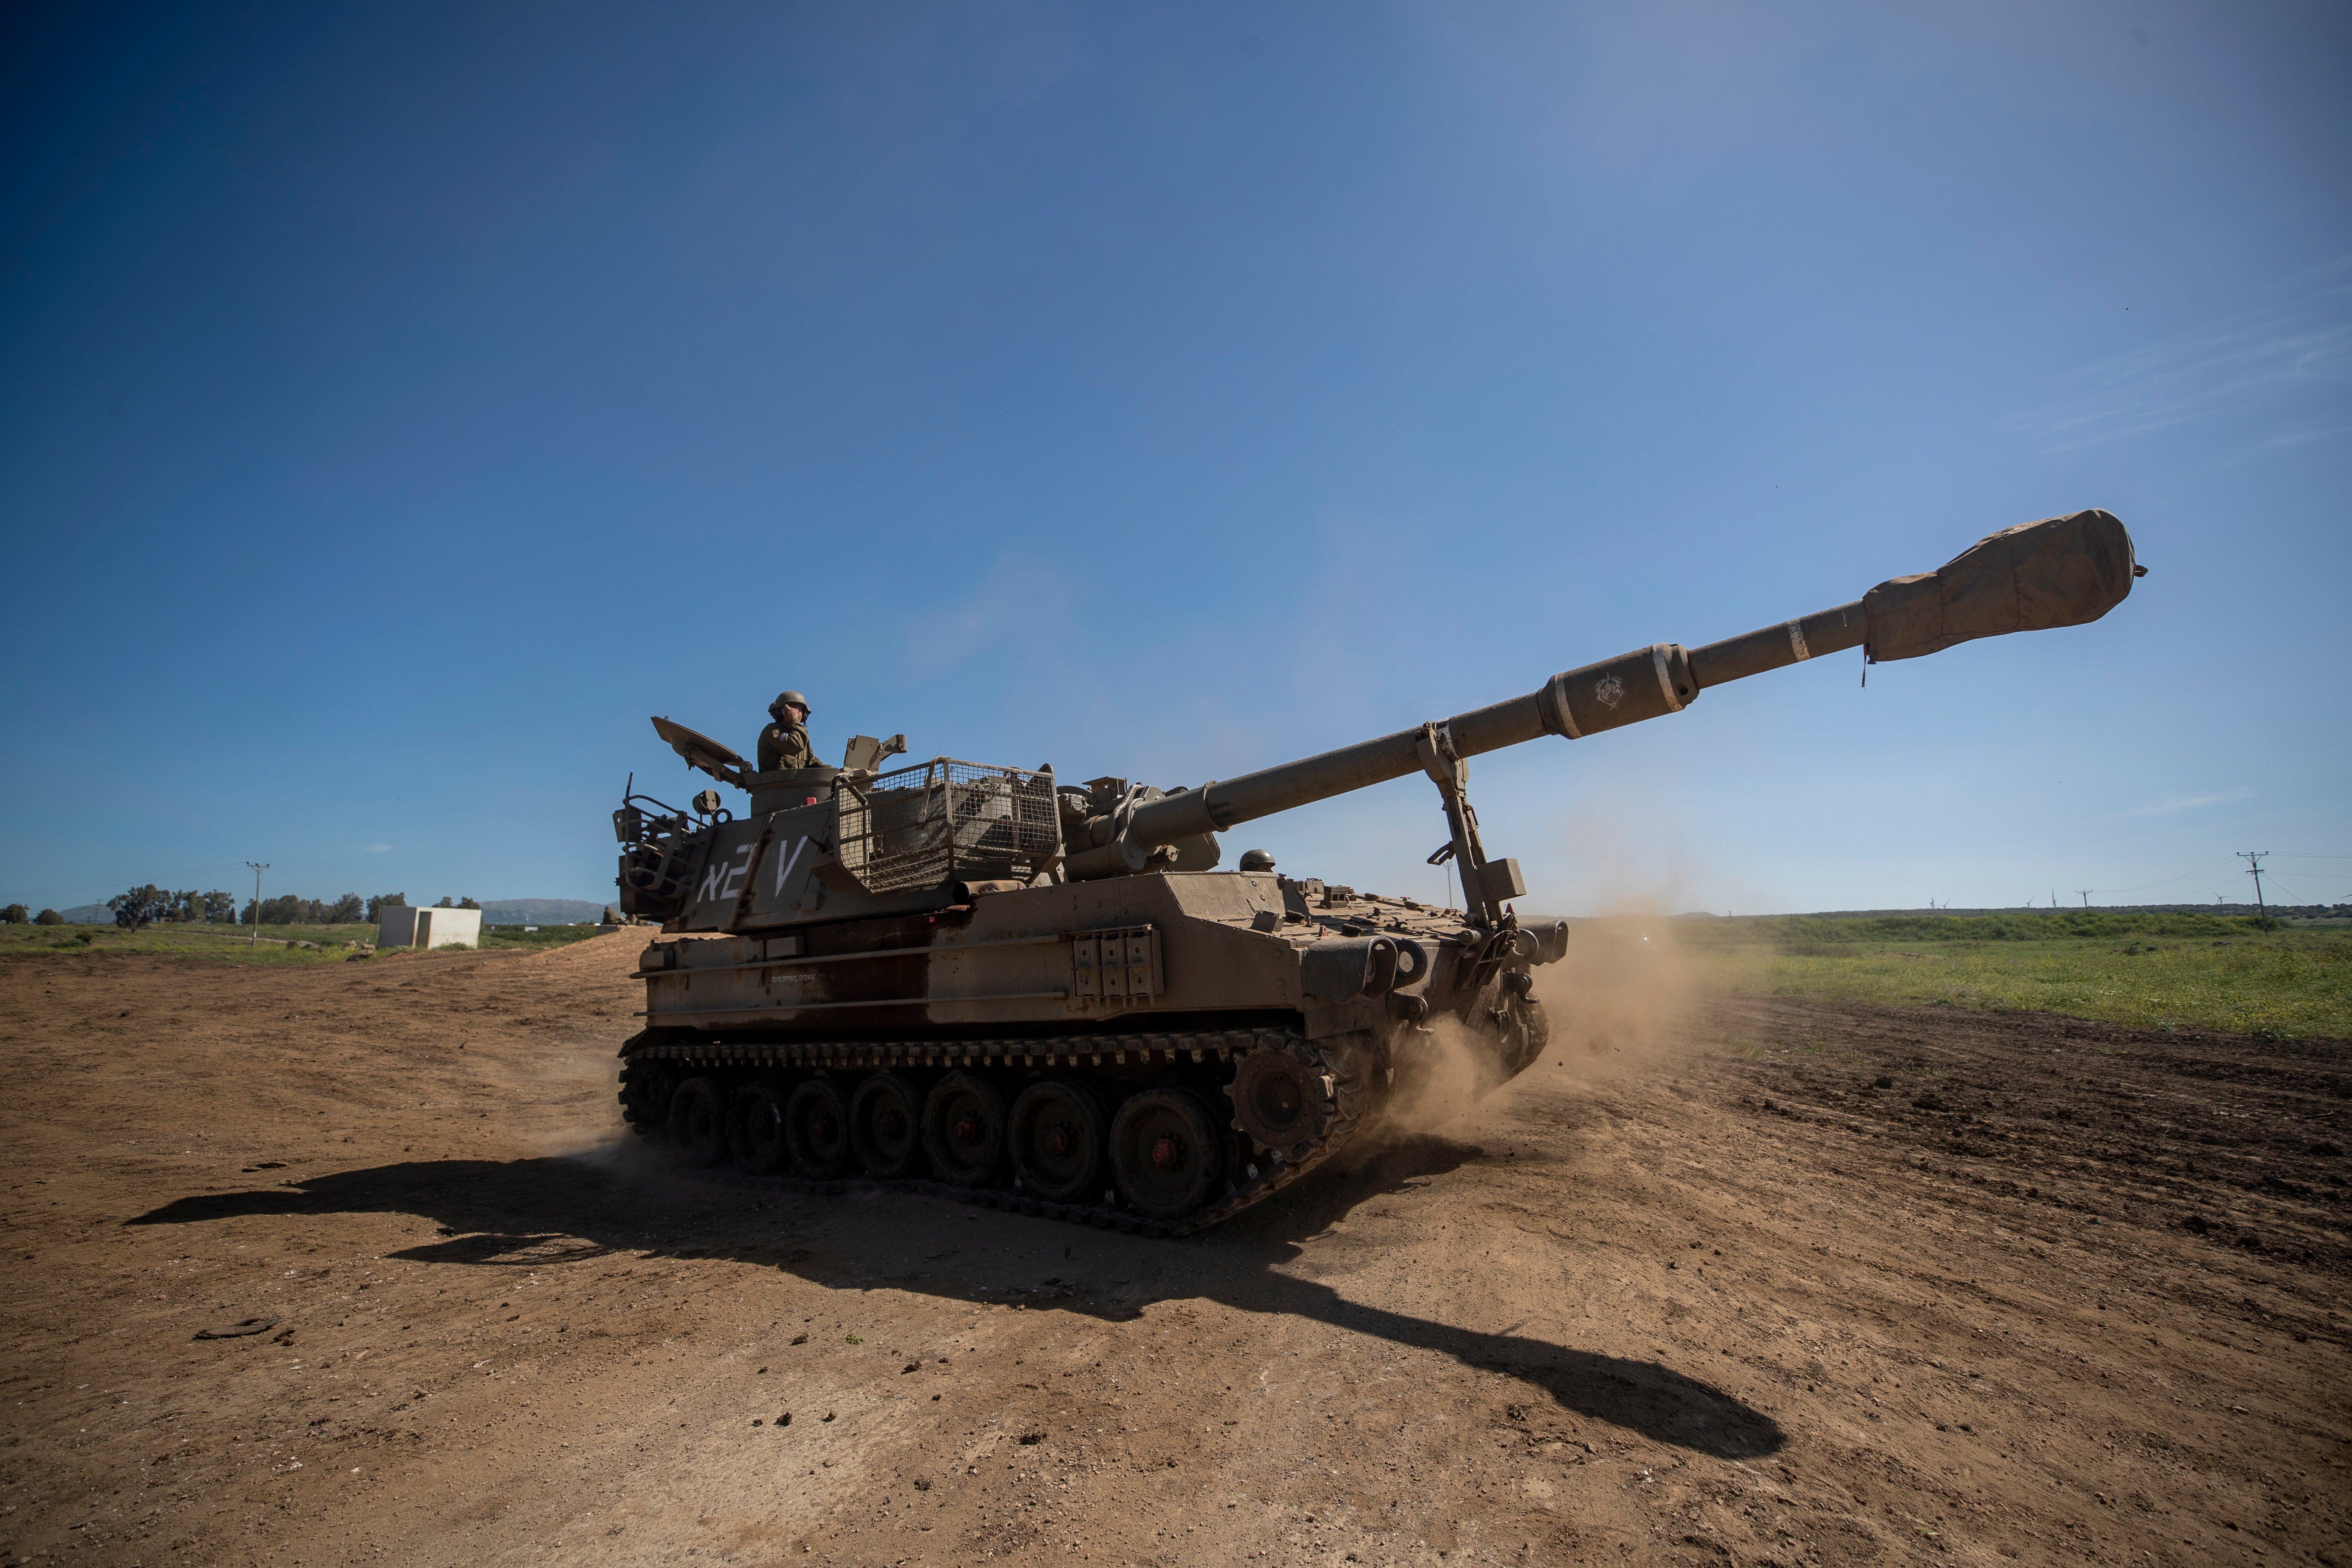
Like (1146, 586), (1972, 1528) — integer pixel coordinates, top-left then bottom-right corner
(2239, 851), (2271, 929)
(2076, 890), (2092, 909)
(245, 861), (268, 946)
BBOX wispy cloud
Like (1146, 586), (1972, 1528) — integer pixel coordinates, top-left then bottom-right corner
(2261, 416), (2352, 451)
(364, 843), (392, 853)
(2007, 267), (2352, 452)
(901, 552), (1078, 672)
(2127, 787), (2254, 818)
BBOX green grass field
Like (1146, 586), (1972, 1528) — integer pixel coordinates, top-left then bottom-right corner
(1674, 911), (2352, 1039)
(11, 908), (2346, 1039)
(0, 921), (618, 965)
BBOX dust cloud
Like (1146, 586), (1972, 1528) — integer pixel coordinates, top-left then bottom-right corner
(1531, 911), (1696, 1072)
(1375, 910), (1698, 1140)
(1528, 784), (1713, 1074)
(1378, 1013), (1509, 1136)
(446, 936), (650, 1160)
(480, 1042), (624, 1157)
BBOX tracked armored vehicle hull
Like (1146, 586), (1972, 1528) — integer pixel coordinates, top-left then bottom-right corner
(612, 509), (2143, 1232)
(617, 867), (1559, 1234)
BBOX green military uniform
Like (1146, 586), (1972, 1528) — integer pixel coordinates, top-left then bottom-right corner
(757, 689), (814, 772)
(757, 720), (813, 772)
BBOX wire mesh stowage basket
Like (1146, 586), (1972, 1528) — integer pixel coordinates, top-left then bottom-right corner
(833, 760), (1060, 893)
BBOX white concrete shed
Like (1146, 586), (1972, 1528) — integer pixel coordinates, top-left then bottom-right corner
(377, 906), (482, 950)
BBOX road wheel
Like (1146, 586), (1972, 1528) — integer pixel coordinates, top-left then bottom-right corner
(1109, 1087), (1225, 1220)
(730, 1081), (790, 1176)
(784, 1078), (852, 1179)
(619, 1060), (677, 1135)
(922, 1072), (1007, 1188)
(1008, 1080), (1108, 1204)
(850, 1072), (927, 1179)
(667, 1077), (729, 1167)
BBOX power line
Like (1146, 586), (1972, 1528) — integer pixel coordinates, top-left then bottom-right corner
(2082, 859), (2240, 895)
(2253, 870), (2352, 894)
(2, 862), (258, 903)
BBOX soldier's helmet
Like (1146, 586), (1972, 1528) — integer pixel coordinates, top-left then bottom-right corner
(1237, 848), (1277, 873)
(769, 690), (812, 719)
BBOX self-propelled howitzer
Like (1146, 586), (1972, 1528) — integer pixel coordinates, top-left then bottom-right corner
(610, 508), (2141, 1234)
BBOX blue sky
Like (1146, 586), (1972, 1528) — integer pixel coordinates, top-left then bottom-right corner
(3, 1), (2346, 917)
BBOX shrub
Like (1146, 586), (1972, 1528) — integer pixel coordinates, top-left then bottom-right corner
(109, 885), (173, 930)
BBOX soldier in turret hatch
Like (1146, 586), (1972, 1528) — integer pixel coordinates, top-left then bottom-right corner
(757, 691), (814, 772)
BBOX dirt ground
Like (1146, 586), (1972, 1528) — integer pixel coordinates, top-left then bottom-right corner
(2, 933), (2347, 1568)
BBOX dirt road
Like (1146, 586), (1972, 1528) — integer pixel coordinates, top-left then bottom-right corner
(2, 935), (2346, 1567)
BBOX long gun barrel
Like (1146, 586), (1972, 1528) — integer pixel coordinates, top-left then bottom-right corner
(1066, 508), (2140, 880)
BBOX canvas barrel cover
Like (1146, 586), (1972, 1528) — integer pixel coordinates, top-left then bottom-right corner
(1863, 508), (2138, 662)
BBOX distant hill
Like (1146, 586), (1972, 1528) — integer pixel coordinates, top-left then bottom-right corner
(479, 899), (609, 926)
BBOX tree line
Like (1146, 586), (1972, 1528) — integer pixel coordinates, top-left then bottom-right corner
(0, 890), (479, 930)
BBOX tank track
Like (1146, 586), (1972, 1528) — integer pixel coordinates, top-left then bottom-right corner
(617, 1029), (1368, 1237)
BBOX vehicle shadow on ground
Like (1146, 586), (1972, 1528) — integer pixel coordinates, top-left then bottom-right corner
(126, 1130), (1783, 1459)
